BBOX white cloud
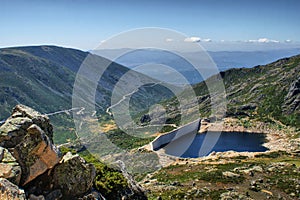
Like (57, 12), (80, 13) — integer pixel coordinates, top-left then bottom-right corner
(165, 38), (173, 42)
(184, 37), (212, 43)
(246, 38), (280, 43)
(285, 39), (292, 43)
(184, 37), (201, 43)
(202, 38), (212, 42)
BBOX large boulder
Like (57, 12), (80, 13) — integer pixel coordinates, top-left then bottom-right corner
(0, 178), (26, 200)
(51, 152), (95, 198)
(0, 105), (53, 148)
(13, 124), (60, 185)
(0, 105), (60, 186)
(25, 152), (96, 199)
(0, 105), (103, 199)
(0, 147), (22, 185)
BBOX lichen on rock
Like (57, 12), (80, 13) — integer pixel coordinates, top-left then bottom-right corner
(51, 152), (96, 198)
(0, 147), (22, 185)
(13, 124), (60, 185)
(0, 178), (26, 200)
(0, 105), (54, 148)
(0, 105), (98, 199)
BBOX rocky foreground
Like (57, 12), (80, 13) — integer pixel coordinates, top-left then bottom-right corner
(1, 105), (299, 200)
(0, 105), (146, 200)
(141, 117), (300, 199)
(142, 151), (300, 200)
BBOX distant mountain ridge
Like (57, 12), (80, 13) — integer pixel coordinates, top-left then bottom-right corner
(161, 54), (300, 128)
(0, 45), (174, 143)
(1, 45), (299, 145)
(94, 48), (300, 84)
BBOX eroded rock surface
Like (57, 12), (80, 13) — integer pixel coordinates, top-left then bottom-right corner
(51, 152), (95, 197)
(13, 124), (60, 185)
(0, 105), (60, 186)
(25, 152), (95, 199)
(0, 178), (26, 200)
(0, 105), (97, 199)
(0, 105), (53, 148)
(0, 147), (21, 185)
(282, 77), (300, 114)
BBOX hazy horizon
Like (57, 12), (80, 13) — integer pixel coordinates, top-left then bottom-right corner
(1, 0), (300, 51)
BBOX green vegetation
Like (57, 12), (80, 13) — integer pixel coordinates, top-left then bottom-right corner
(147, 188), (227, 200)
(59, 146), (77, 155)
(0, 45), (174, 145)
(79, 150), (129, 199)
(146, 152), (300, 199)
(159, 55), (300, 129)
(237, 117), (253, 128)
(153, 162), (245, 184)
(50, 115), (77, 144)
(106, 129), (155, 150)
(58, 146), (132, 199)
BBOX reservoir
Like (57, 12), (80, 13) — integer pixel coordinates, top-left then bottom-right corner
(154, 131), (268, 158)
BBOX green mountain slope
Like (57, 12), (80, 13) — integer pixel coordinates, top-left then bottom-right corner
(0, 46), (174, 143)
(208, 54), (300, 127)
(160, 55), (300, 129)
(0, 46), (78, 116)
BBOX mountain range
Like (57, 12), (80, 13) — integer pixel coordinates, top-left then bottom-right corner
(94, 48), (300, 84)
(0, 45), (299, 145)
(0, 46), (174, 143)
(158, 54), (300, 128)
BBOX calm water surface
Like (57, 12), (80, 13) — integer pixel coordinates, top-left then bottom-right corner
(158, 131), (268, 158)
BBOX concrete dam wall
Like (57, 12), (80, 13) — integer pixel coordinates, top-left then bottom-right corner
(151, 119), (200, 150)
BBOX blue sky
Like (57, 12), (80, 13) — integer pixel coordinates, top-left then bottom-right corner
(1, 0), (300, 50)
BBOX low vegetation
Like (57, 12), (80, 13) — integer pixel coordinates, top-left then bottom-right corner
(144, 151), (300, 200)
(79, 149), (129, 199)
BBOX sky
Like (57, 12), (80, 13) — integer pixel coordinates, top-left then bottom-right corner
(1, 0), (300, 51)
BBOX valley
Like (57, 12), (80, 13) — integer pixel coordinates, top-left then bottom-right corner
(2, 1), (300, 199)
(0, 45), (299, 200)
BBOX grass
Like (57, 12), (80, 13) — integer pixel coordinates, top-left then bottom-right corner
(142, 55), (300, 135)
(153, 162), (245, 184)
(78, 149), (129, 199)
(106, 128), (155, 150)
(147, 188), (227, 200)
(146, 151), (300, 199)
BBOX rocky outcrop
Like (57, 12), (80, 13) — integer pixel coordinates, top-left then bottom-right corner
(0, 105), (53, 148)
(26, 152), (95, 199)
(52, 152), (95, 197)
(220, 191), (253, 200)
(13, 124), (60, 185)
(0, 105), (60, 186)
(282, 77), (300, 114)
(0, 105), (96, 200)
(0, 147), (21, 185)
(0, 178), (26, 200)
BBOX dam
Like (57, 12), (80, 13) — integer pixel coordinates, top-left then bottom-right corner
(151, 119), (201, 151)
(151, 119), (268, 158)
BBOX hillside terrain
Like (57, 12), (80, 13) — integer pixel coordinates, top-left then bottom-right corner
(0, 46), (173, 143)
(0, 105), (147, 200)
(0, 46), (299, 199)
(143, 151), (300, 200)
(140, 55), (300, 200)
(157, 54), (300, 129)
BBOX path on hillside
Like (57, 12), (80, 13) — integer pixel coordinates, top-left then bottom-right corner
(0, 107), (84, 125)
(44, 107), (84, 116)
(105, 82), (162, 116)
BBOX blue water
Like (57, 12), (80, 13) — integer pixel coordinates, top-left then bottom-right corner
(159, 131), (268, 158)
